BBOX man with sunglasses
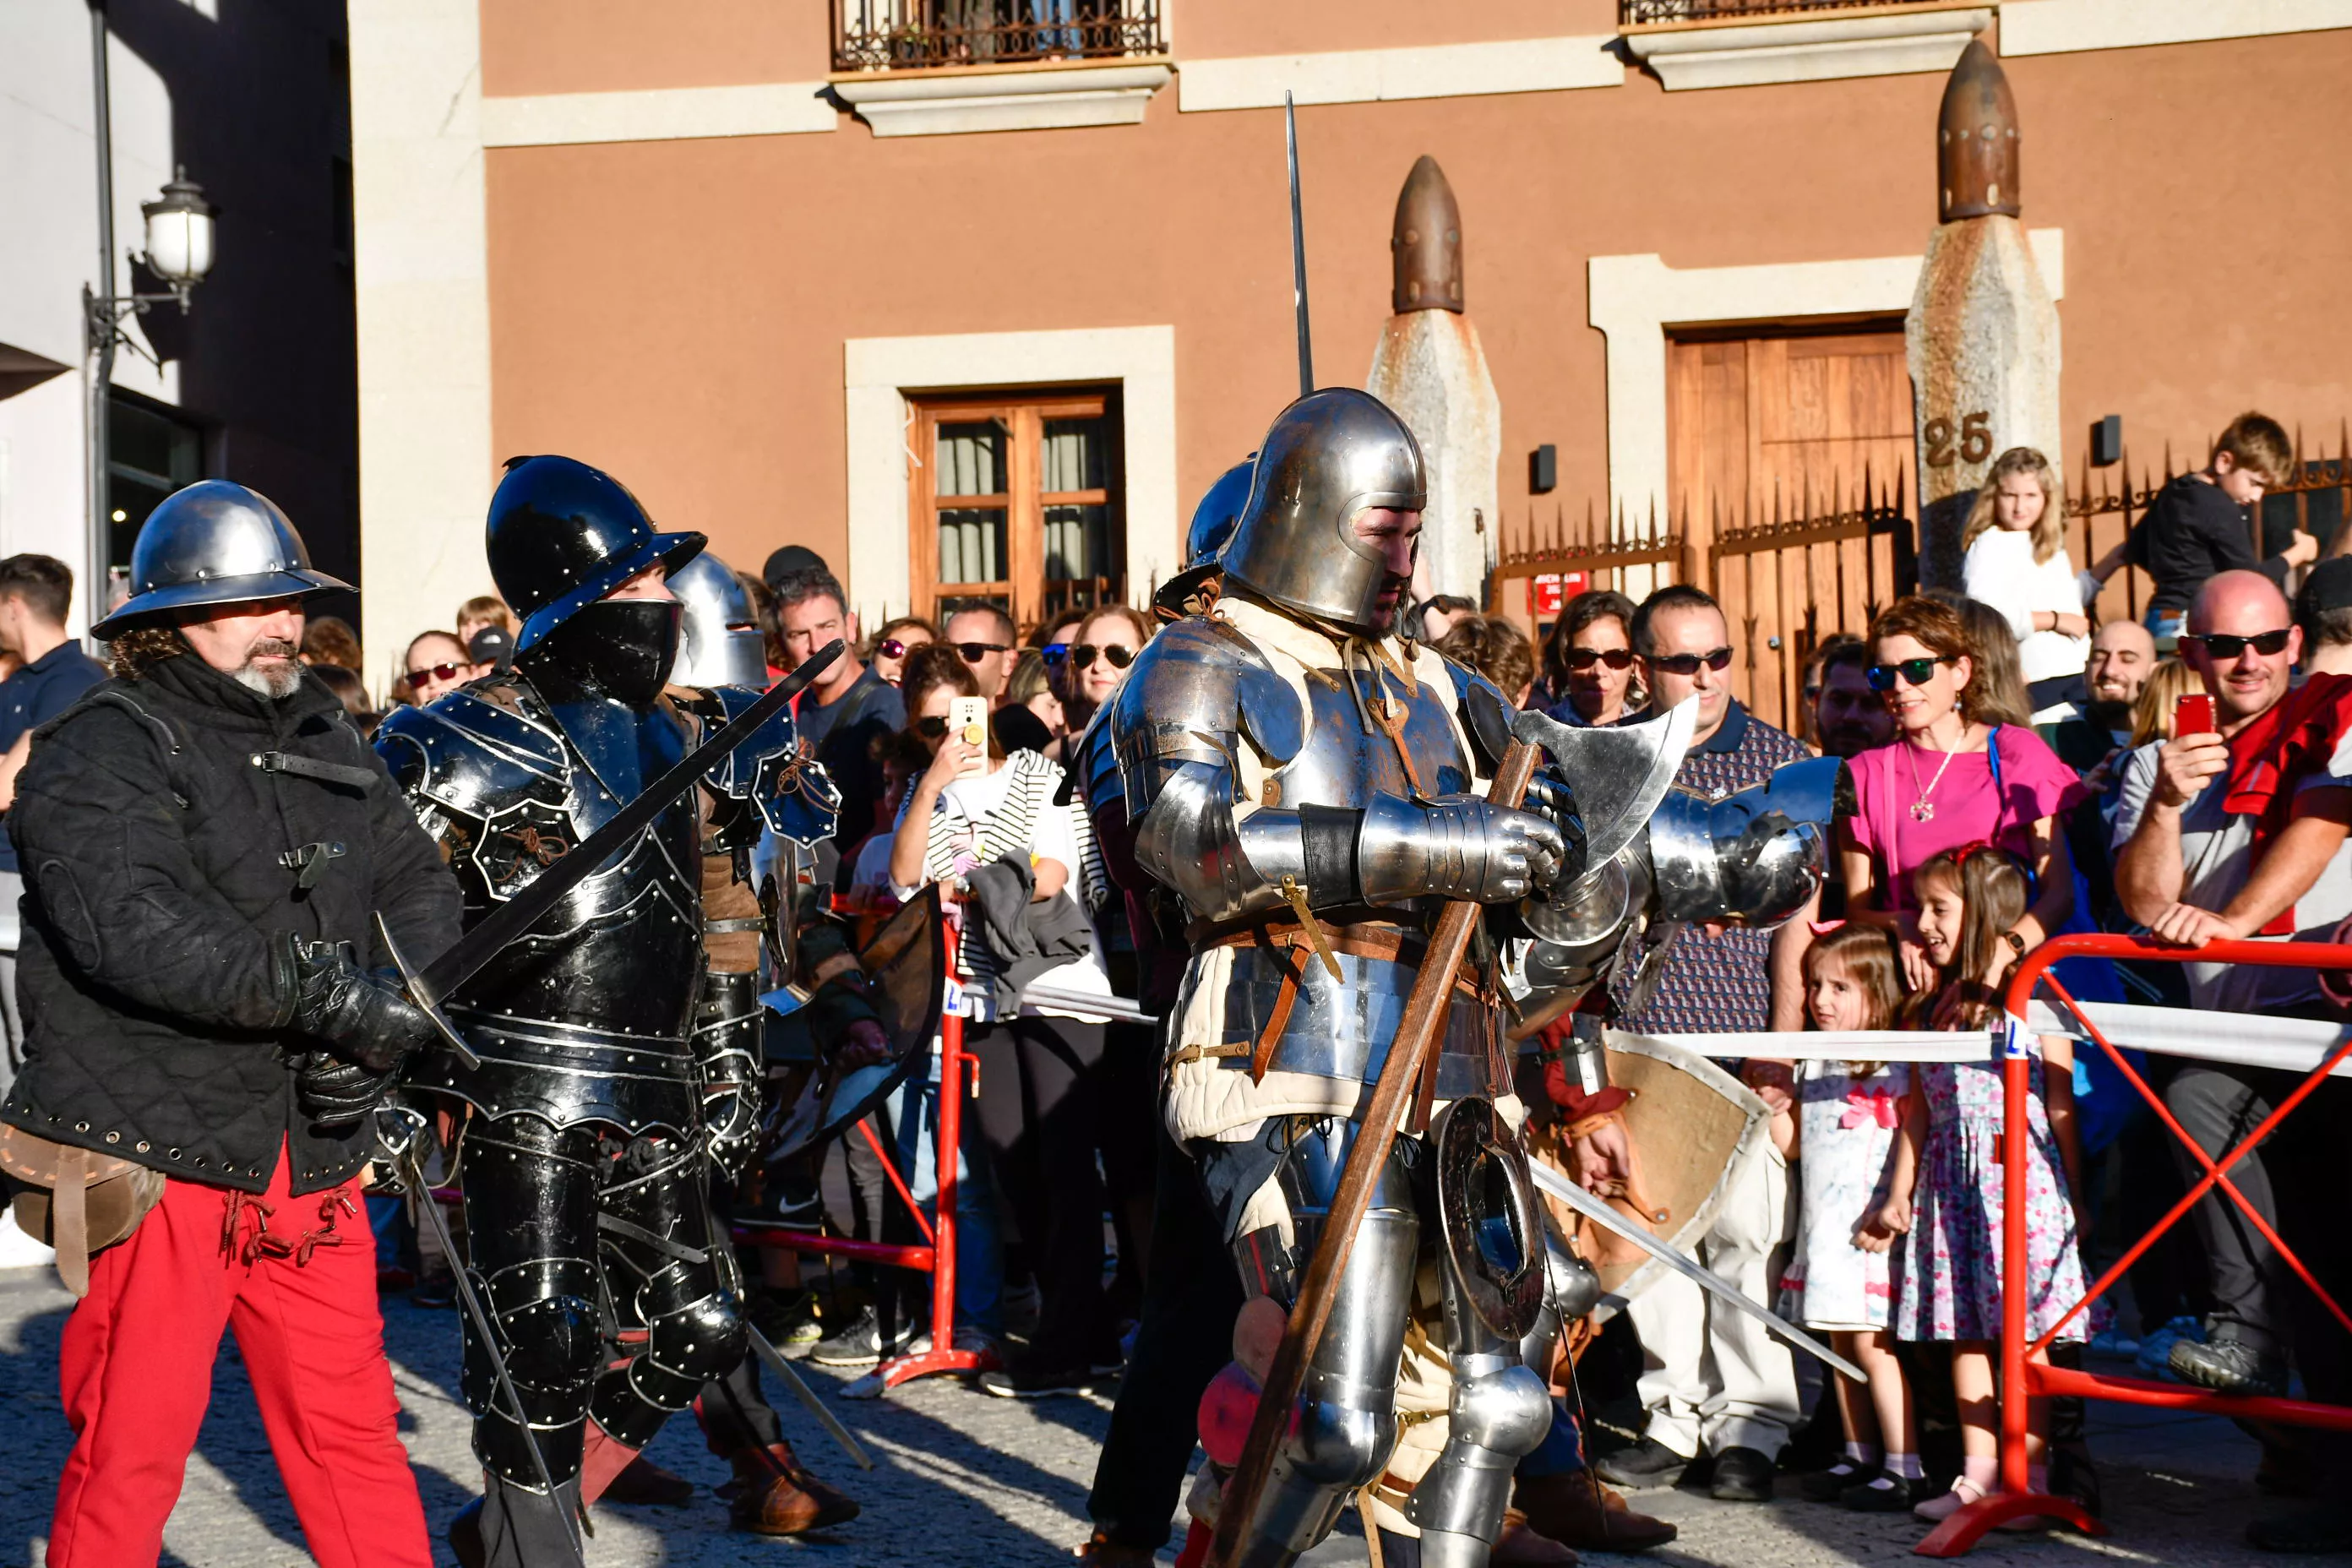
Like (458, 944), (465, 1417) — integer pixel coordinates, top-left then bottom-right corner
(772, 564), (902, 879)
(2110, 570), (2352, 1416)
(1593, 583), (1810, 1505)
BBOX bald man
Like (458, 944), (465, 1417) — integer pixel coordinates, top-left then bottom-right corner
(2111, 569), (2352, 1404)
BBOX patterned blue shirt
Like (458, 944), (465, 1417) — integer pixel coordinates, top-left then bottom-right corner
(1608, 700), (1809, 1035)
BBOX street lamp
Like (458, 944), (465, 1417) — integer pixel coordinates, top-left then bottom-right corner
(83, 0), (219, 634)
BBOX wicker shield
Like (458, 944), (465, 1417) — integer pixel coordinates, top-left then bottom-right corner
(1530, 1030), (1765, 1310)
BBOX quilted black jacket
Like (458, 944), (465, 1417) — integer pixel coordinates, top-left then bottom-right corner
(1, 650), (459, 1195)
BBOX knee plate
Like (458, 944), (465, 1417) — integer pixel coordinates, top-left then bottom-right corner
(591, 1286), (747, 1448)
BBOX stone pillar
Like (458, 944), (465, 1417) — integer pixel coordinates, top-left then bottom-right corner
(1367, 155), (1501, 606)
(1904, 40), (2061, 590)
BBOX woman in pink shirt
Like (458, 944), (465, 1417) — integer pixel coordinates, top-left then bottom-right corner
(1840, 596), (2086, 991)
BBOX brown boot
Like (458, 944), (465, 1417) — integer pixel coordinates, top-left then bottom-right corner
(1493, 1505), (1580, 1564)
(1073, 1529), (1158, 1566)
(727, 1442), (861, 1534)
(1513, 1471), (1678, 1554)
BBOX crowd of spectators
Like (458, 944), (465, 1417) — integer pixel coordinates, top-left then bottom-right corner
(8, 407), (2342, 1548)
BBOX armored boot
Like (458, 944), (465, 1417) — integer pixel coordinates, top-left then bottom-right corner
(449, 1474), (587, 1568)
(726, 1440), (861, 1534)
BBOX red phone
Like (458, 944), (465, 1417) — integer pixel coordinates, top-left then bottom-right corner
(2175, 693), (2216, 738)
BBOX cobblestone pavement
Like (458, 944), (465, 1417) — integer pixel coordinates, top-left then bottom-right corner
(0, 1265), (2317, 1565)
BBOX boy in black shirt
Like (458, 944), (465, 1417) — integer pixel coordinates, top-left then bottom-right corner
(2088, 411), (2321, 643)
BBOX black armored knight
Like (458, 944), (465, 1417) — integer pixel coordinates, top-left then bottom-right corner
(376, 457), (837, 1564)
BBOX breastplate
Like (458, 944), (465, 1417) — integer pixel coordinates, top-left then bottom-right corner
(1263, 664), (1473, 811)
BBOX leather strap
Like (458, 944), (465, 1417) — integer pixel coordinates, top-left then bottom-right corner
(53, 1145), (88, 1297)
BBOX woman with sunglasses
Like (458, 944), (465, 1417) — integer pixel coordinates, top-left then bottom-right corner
(865, 615), (934, 686)
(398, 629), (485, 707)
(885, 641), (1125, 1396)
(1059, 603), (1152, 728)
(1539, 589), (1642, 727)
(1838, 596), (2086, 992)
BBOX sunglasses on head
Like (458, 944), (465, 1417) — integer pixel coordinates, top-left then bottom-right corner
(406, 661), (470, 686)
(2184, 629), (2293, 659)
(1070, 643), (1134, 672)
(1565, 646), (1634, 672)
(915, 715), (950, 738)
(1648, 646), (1734, 677)
(953, 642), (1010, 663)
(1865, 656), (1952, 692)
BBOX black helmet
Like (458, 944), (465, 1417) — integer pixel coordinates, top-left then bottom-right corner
(486, 455), (705, 656)
(93, 481), (350, 638)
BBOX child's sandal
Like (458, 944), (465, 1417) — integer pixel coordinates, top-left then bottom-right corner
(1912, 1476), (1988, 1523)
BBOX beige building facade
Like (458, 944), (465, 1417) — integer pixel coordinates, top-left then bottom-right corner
(348, 0), (2352, 690)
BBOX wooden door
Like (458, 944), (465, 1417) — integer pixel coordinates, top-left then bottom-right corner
(1668, 326), (1913, 729)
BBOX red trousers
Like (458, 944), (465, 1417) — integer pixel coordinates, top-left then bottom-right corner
(48, 1144), (429, 1568)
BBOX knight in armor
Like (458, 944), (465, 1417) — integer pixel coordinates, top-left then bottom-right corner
(376, 458), (850, 1564)
(1102, 390), (1843, 1567)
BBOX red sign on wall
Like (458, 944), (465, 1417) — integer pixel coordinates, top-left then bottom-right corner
(1528, 571), (1588, 618)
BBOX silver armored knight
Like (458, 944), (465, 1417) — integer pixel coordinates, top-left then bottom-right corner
(1102, 389), (1841, 1567)
(377, 457), (840, 1565)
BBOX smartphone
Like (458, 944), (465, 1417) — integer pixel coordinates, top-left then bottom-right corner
(2175, 693), (2216, 738)
(949, 696), (988, 771)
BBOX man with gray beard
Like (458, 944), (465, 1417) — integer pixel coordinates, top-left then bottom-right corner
(2, 481), (459, 1567)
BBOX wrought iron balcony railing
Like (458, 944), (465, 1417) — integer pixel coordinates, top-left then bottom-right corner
(1622, 0), (1946, 24)
(832, 0), (1165, 73)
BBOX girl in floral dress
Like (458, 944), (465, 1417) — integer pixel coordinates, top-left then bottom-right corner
(1783, 923), (1923, 1511)
(1871, 845), (2090, 1525)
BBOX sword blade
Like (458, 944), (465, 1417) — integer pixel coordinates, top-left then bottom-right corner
(1527, 1158), (1866, 1384)
(1286, 90), (1312, 399)
(401, 1148), (590, 1564)
(412, 640), (843, 1009)
(746, 1322), (875, 1471)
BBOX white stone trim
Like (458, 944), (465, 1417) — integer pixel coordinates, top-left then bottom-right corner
(832, 61), (1173, 136)
(1587, 230), (2063, 524)
(1627, 7), (1990, 90)
(1177, 35), (1622, 112)
(348, 0), (493, 700)
(1999, 0), (2352, 55)
(841, 326), (1179, 623)
(479, 82), (837, 147)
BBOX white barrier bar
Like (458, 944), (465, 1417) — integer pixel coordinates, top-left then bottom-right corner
(1631, 1001), (2352, 1078)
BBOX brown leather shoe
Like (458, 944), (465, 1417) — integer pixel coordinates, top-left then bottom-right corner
(600, 1452), (696, 1506)
(727, 1442), (861, 1534)
(1494, 1505), (1580, 1564)
(1073, 1529), (1158, 1566)
(1513, 1471), (1679, 1553)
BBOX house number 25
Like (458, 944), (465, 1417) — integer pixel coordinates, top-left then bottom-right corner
(1925, 411), (1992, 467)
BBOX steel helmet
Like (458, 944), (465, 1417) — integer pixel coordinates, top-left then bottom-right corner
(1218, 389), (1425, 633)
(669, 549), (767, 689)
(92, 481), (351, 638)
(1151, 455), (1255, 618)
(485, 455), (705, 655)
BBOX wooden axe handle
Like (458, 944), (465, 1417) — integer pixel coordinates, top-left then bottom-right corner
(1206, 738), (1539, 1568)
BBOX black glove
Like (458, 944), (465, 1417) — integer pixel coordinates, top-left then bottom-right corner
(291, 1050), (395, 1130)
(281, 934), (440, 1074)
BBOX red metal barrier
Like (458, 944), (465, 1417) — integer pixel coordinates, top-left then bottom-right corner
(731, 906), (996, 1388)
(1918, 934), (2352, 1555)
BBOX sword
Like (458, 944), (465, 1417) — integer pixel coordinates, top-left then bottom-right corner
(1527, 1157), (1867, 1384)
(745, 1321), (875, 1471)
(1285, 90), (1313, 399)
(399, 1146), (591, 1565)
(378, 640), (846, 1068)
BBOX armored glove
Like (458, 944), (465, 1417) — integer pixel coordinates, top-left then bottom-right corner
(1356, 792), (1569, 905)
(280, 934), (441, 1074)
(289, 1051), (395, 1130)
